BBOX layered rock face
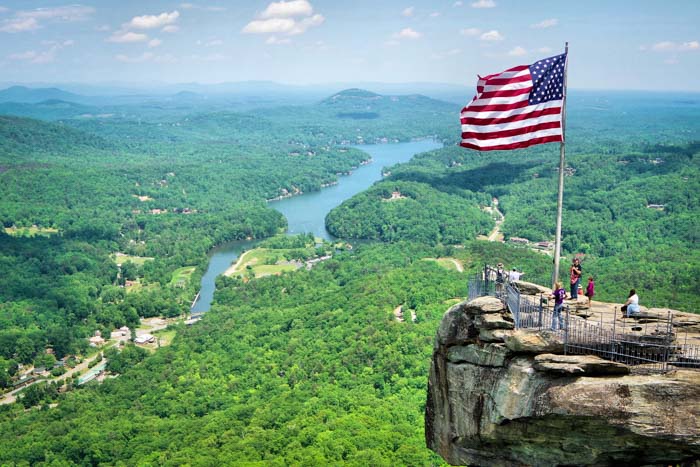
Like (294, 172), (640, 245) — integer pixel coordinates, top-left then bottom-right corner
(426, 297), (700, 466)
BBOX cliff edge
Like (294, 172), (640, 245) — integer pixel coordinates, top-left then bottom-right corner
(425, 296), (700, 466)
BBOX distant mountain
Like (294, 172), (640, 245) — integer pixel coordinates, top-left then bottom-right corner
(0, 99), (98, 120)
(320, 88), (455, 110)
(0, 86), (90, 104)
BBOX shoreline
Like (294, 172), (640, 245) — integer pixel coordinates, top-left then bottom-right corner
(223, 249), (256, 277)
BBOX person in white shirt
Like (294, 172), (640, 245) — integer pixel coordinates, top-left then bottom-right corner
(509, 268), (523, 283)
(621, 289), (640, 317)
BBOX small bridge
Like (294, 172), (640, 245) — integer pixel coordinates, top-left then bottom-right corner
(468, 264), (700, 372)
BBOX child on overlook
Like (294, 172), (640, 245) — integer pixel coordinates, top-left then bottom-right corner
(585, 276), (595, 308)
(550, 281), (566, 331)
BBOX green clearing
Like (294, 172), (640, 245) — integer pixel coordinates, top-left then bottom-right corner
(111, 253), (154, 266)
(423, 257), (463, 272)
(4, 226), (58, 237)
(124, 279), (159, 294)
(226, 248), (303, 278)
(153, 329), (177, 347)
(170, 266), (196, 288)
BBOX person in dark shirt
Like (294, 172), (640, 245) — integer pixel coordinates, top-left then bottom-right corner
(569, 258), (582, 300)
(550, 281), (566, 330)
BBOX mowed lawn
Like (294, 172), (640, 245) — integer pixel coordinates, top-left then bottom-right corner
(226, 248), (302, 278)
(4, 226), (59, 237)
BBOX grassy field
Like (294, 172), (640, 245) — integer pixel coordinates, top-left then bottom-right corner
(153, 329), (177, 347)
(422, 257), (464, 272)
(225, 248), (303, 278)
(4, 226), (59, 237)
(170, 266), (196, 288)
(111, 253), (154, 266)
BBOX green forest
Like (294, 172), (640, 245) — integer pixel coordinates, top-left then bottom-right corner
(0, 86), (698, 464)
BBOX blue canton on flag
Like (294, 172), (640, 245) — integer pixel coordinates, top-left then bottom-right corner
(528, 53), (566, 105)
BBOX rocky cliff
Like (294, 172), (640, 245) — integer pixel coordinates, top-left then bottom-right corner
(425, 296), (700, 466)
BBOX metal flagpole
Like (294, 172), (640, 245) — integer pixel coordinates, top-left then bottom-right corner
(552, 42), (569, 287)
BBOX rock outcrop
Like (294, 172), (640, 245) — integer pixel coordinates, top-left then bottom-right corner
(426, 297), (700, 466)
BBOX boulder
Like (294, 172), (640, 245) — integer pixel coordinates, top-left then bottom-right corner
(476, 313), (514, 330)
(447, 343), (511, 367)
(503, 329), (565, 354)
(478, 328), (514, 343)
(435, 300), (478, 348)
(514, 280), (551, 296)
(462, 296), (505, 314)
(534, 353), (630, 375)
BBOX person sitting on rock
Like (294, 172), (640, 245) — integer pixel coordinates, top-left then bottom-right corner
(550, 281), (566, 330)
(621, 289), (640, 317)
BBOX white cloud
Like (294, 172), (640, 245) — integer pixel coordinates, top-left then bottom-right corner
(402, 7), (414, 17)
(289, 14), (323, 34)
(148, 38), (162, 48)
(394, 27), (422, 39)
(243, 17), (295, 34)
(127, 11), (179, 30)
(460, 27), (480, 36)
(531, 18), (558, 29)
(266, 35), (291, 45)
(108, 31), (149, 43)
(453, 1), (463, 6)
(0, 7), (9, 13)
(429, 12), (440, 17)
(0, 17), (38, 33)
(664, 57), (679, 65)
(471, 0), (495, 8)
(116, 52), (154, 63)
(1, 4), (95, 32)
(96, 24), (111, 32)
(508, 46), (527, 56)
(260, 0), (313, 19)
(8, 39), (74, 64)
(9, 50), (39, 61)
(243, 1), (322, 38)
(180, 3), (225, 11)
(479, 30), (503, 41)
(649, 40), (699, 52)
(17, 5), (94, 21)
(205, 39), (223, 46)
(162, 25), (179, 33)
(384, 39), (400, 47)
(537, 46), (552, 54)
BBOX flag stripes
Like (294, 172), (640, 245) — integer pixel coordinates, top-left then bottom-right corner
(460, 53), (567, 151)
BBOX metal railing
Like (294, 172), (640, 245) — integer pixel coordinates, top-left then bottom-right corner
(467, 264), (700, 372)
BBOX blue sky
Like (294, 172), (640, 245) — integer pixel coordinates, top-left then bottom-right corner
(0, 0), (699, 90)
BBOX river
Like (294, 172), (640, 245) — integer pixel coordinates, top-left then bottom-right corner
(190, 139), (442, 313)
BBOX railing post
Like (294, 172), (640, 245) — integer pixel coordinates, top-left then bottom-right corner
(564, 304), (570, 355)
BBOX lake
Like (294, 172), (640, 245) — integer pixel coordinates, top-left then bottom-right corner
(191, 139), (443, 313)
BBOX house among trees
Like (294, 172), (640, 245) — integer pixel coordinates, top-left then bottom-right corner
(134, 334), (155, 345)
(509, 237), (529, 245)
(89, 331), (105, 347)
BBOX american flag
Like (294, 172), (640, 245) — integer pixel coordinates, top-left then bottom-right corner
(460, 53), (567, 151)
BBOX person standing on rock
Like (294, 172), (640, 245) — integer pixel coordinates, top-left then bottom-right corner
(569, 258), (582, 300)
(585, 276), (595, 308)
(550, 281), (566, 330)
(509, 268), (523, 283)
(496, 263), (506, 294)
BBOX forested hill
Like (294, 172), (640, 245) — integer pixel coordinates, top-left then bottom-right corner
(0, 116), (113, 157)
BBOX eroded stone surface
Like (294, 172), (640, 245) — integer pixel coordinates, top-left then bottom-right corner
(426, 296), (700, 467)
